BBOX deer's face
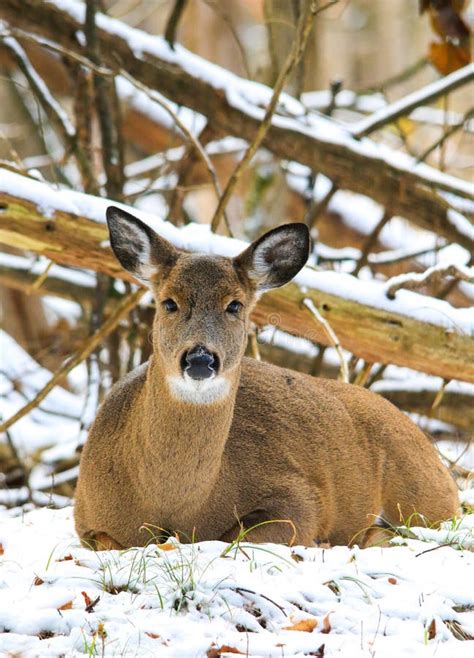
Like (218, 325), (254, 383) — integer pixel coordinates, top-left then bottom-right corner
(107, 207), (309, 404)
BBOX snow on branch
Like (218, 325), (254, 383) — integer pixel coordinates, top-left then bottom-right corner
(386, 263), (474, 300)
(0, 0), (472, 250)
(1, 167), (474, 382)
(351, 64), (474, 138)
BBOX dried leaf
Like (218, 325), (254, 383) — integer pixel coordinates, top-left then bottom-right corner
(57, 601), (73, 611)
(428, 618), (437, 640)
(429, 41), (470, 74)
(96, 623), (107, 639)
(291, 551), (303, 562)
(284, 618), (318, 632)
(0, 543), (4, 556)
(58, 554), (74, 562)
(207, 645), (243, 657)
(388, 577), (397, 585)
(81, 591), (93, 607)
(33, 576), (44, 586)
(145, 632), (160, 639)
(321, 612), (332, 634)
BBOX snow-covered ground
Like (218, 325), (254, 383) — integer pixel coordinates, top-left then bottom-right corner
(0, 507), (473, 657)
(1, 319), (473, 657)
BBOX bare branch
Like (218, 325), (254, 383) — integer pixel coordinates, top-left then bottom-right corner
(352, 211), (392, 276)
(210, 0), (336, 233)
(302, 296), (349, 383)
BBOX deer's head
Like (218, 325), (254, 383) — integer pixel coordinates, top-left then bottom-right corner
(107, 207), (309, 403)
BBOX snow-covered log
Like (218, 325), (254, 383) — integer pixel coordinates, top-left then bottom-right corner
(1, 169), (473, 382)
(0, 0), (472, 251)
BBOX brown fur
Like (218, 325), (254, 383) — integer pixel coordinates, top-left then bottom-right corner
(74, 211), (458, 549)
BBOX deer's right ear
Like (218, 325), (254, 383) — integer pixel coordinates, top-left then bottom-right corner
(106, 206), (179, 284)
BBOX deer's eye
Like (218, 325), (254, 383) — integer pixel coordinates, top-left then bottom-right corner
(226, 300), (242, 314)
(162, 298), (178, 313)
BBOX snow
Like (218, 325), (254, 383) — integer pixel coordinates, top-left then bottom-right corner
(0, 506), (473, 657)
(0, 330), (81, 458)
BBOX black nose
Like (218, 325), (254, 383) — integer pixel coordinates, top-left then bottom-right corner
(182, 345), (218, 380)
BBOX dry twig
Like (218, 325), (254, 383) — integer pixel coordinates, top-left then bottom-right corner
(417, 107), (474, 163)
(210, 0), (337, 233)
(352, 211), (392, 276)
(164, 0), (188, 49)
(302, 296), (349, 383)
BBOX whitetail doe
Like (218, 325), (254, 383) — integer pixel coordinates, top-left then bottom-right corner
(75, 207), (458, 549)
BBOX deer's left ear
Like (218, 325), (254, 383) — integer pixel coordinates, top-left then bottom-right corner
(234, 223), (310, 291)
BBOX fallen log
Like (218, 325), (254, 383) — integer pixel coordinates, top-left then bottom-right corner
(0, 0), (472, 250)
(1, 169), (473, 382)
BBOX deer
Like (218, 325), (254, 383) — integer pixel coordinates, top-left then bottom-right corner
(74, 206), (459, 550)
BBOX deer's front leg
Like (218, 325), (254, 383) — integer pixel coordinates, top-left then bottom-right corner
(220, 509), (318, 546)
(80, 531), (125, 551)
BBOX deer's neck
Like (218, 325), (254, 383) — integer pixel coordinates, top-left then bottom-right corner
(138, 356), (238, 528)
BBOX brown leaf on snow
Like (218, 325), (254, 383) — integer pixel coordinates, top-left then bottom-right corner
(156, 542), (177, 551)
(81, 591), (100, 613)
(81, 591), (93, 607)
(58, 554), (74, 562)
(33, 576), (44, 586)
(428, 618), (437, 640)
(0, 543), (4, 556)
(207, 645), (244, 657)
(388, 577), (397, 585)
(284, 618), (318, 632)
(145, 632), (160, 639)
(321, 612), (332, 634)
(57, 601), (73, 611)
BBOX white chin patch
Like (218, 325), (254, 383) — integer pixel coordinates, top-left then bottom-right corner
(166, 373), (231, 404)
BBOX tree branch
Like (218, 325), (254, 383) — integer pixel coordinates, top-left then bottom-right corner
(386, 263), (474, 300)
(1, 171), (473, 382)
(0, 0), (471, 249)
